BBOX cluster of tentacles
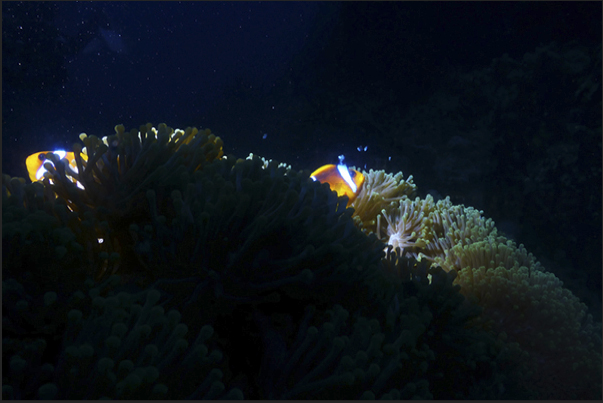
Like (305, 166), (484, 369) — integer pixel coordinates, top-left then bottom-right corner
(2, 123), (600, 399)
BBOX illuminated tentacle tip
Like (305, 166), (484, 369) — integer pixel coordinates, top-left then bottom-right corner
(114, 124), (125, 135)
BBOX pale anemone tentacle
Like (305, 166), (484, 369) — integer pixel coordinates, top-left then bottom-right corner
(375, 196), (435, 260)
(350, 169), (416, 235)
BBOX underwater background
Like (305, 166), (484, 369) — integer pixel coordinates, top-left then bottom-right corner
(2, 1), (601, 399)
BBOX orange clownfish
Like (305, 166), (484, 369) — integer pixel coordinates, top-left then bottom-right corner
(310, 155), (364, 206)
(25, 150), (84, 184)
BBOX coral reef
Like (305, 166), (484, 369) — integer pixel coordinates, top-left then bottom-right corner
(3, 123), (601, 399)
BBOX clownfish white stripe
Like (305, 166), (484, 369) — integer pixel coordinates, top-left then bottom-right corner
(337, 163), (357, 193)
(309, 155), (365, 207)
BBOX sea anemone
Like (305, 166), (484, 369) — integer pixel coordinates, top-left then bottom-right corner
(35, 123), (224, 280)
(351, 169), (416, 234)
(4, 122), (600, 400)
(128, 155), (385, 311)
(450, 237), (602, 399)
(376, 195), (435, 258)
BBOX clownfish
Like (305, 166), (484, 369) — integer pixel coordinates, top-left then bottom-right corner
(310, 155), (364, 206)
(25, 150), (84, 185)
(25, 149), (108, 254)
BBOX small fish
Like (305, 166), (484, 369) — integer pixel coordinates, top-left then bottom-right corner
(25, 150), (79, 183)
(310, 155), (364, 206)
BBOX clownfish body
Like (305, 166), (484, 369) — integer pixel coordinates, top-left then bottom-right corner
(310, 155), (364, 206)
(25, 150), (83, 184)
